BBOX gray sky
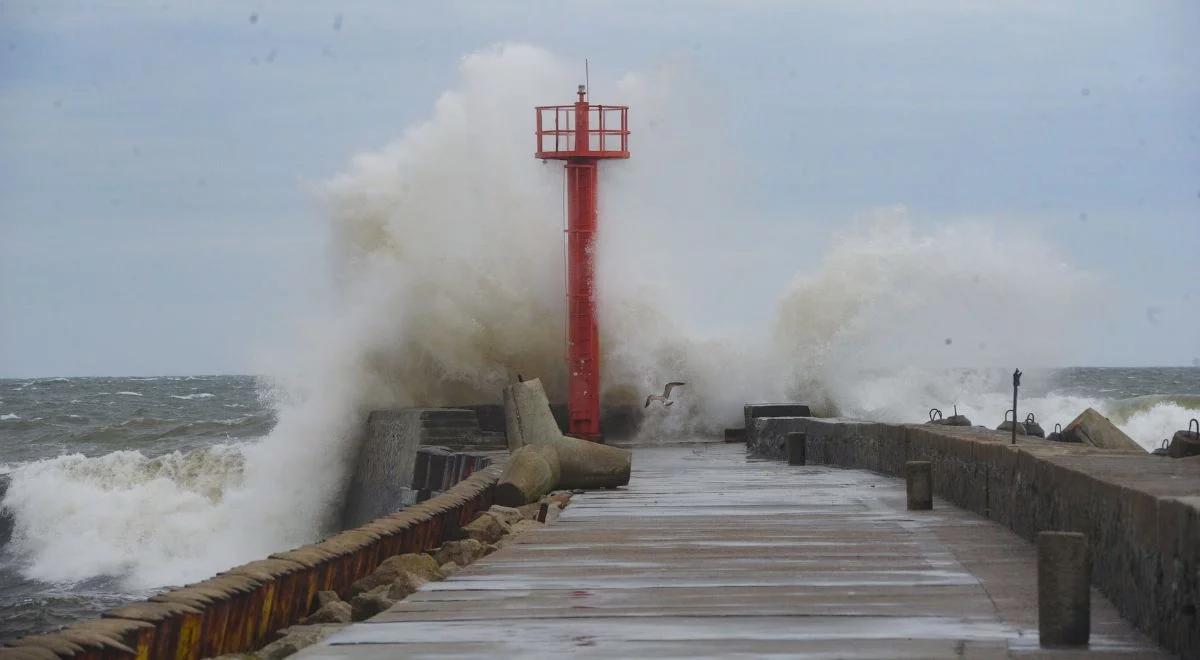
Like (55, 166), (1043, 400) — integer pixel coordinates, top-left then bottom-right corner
(1, 1), (1197, 377)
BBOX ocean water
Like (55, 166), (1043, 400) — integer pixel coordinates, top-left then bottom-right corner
(0, 375), (271, 641)
(1, 369), (1198, 640)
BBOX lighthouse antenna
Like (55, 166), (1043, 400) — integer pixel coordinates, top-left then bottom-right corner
(585, 58), (590, 97)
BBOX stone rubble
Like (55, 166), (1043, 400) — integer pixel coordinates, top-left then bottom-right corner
(220, 491), (574, 658)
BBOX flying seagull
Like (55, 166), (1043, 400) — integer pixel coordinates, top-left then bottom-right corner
(645, 382), (686, 408)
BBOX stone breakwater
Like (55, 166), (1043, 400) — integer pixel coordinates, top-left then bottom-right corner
(0, 462), (506, 659)
(747, 416), (1200, 658)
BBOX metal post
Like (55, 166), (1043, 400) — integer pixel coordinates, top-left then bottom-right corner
(1011, 368), (1022, 445)
(565, 160), (600, 440)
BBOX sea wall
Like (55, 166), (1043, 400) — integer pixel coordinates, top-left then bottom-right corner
(4, 462), (505, 659)
(342, 408), (499, 528)
(748, 417), (1200, 658)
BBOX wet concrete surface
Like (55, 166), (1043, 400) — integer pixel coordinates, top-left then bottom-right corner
(298, 443), (1168, 658)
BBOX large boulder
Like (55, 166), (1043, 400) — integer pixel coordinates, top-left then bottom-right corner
(350, 584), (395, 621)
(387, 571), (428, 600)
(257, 624), (346, 660)
(430, 538), (487, 567)
(302, 599), (351, 624)
(1062, 408), (1144, 451)
(488, 505), (524, 525)
(462, 511), (511, 544)
(350, 553), (442, 595)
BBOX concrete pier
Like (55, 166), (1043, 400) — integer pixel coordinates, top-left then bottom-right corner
(298, 444), (1164, 658)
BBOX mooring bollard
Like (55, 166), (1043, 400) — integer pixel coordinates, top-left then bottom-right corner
(786, 432), (806, 466)
(1038, 531), (1091, 647)
(905, 461), (932, 510)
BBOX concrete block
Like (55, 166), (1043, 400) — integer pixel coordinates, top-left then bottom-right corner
(501, 379), (632, 492)
(1167, 427), (1200, 458)
(504, 379), (563, 451)
(743, 403), (811, 438)
(495, 444), (561, 507)
(906, 461), (932, 510)
(1063, 408), (1143, 452)
(342, 411), (425, 529)
(1038, 531), (1091, 647)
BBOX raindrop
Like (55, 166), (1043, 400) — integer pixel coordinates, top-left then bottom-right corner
(1078, 212), (1088, 223)
(265, 48), (277, 63)
(333, 14), (343, 30)
(944, 338), (953, 346)
(249, 12), (259, 24)
(1081, 87), (1090, 96)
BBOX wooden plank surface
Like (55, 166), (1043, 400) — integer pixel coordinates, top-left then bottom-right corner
(298, 443), (1166, 659)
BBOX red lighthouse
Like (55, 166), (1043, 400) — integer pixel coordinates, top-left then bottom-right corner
(535, 85), (629, 441)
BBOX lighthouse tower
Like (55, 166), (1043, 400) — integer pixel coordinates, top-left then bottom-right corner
(535, 86), (629, 441)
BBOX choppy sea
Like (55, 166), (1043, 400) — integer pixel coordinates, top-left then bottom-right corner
(0, 368), (1197, 641)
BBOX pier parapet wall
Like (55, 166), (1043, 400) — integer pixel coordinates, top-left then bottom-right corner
(748, 416), (1200, 658)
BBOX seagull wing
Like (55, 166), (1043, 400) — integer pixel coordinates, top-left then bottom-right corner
(644, 395), (653, 408)
(663, 382), (686, 398)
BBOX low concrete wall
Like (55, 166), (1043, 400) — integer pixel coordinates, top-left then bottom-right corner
(342, 408), (502, 528)
(749, 417), (1200, 658)
(6, 463), (505, 659)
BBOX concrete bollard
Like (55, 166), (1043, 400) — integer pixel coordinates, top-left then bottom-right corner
(905, 461), (932, 510)
(786, 432), (806, 466)
(1038, 531), (1091, 647)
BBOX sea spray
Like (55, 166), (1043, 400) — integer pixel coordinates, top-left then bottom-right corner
(2, 44), (590, 589)
(2, 44), (1196, 595)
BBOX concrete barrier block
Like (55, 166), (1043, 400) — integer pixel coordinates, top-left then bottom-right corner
(905, 461), (933, 510)
(743, 403), (811, 438)
(1038, 531), (1091, 647)
(1063, 408), (1143, 451)
(504, 380), (563, 450)
(1168, 429), (1200, 458)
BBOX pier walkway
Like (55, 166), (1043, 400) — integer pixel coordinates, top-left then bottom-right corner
(299, 444), (1166, 658)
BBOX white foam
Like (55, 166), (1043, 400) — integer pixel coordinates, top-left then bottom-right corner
(0, 413), (19, 421)
(115, 391), (143, 397)
(171, 393), (215, 400)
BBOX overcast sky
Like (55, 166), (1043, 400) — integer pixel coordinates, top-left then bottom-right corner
(1, 1), (1197, 377)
